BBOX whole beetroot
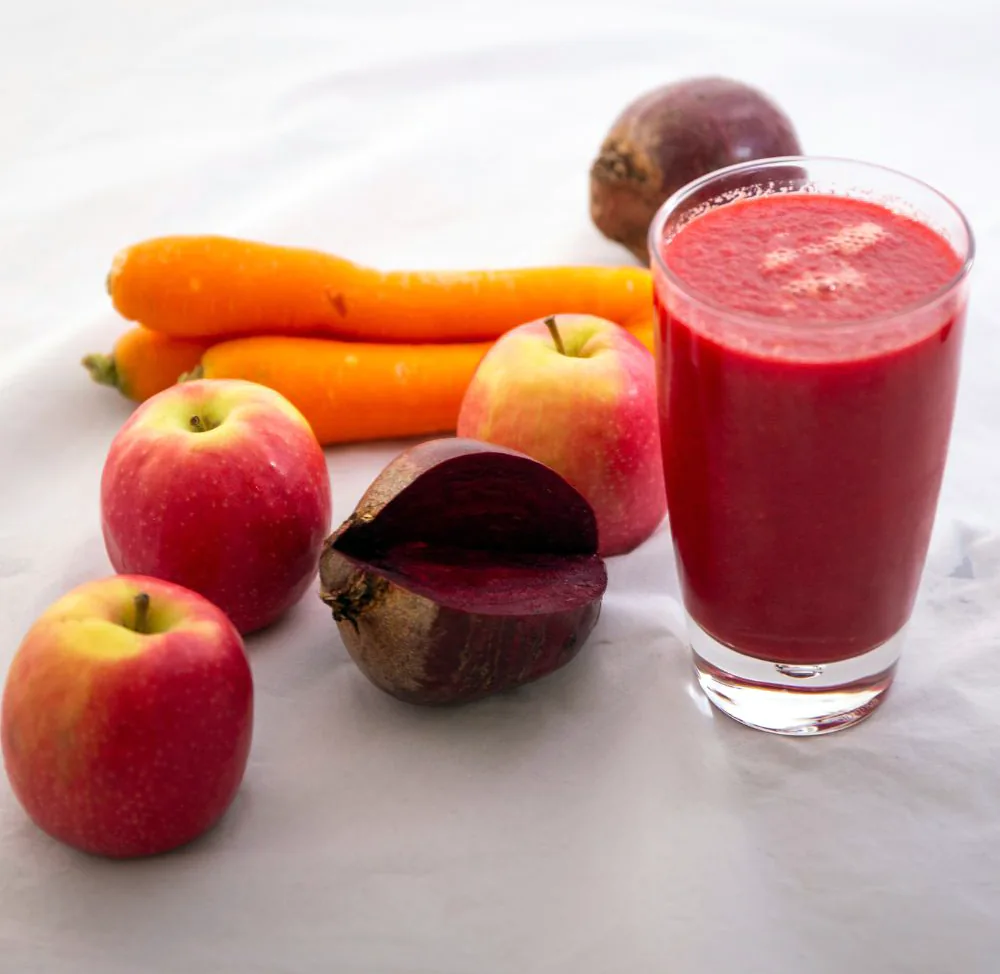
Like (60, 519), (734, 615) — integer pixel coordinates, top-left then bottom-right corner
(590, 76), (802, 263)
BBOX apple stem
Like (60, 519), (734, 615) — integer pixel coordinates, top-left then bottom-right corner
(544, 316), (566, 355)
(190, 415), (208, 433)
(133, 592), (151, 635)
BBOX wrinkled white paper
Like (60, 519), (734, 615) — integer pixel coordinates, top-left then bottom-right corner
(2, 1), (999, 971)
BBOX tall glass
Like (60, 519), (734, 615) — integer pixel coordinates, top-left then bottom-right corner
(649, 157), (974, 735)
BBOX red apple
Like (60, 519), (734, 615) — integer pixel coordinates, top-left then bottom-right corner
(457, 314), (665, 556)
(1, 575), (253, 858)
(101, 378), (332, 633)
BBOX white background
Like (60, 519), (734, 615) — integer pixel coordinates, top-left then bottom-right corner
(2, 1), (999, 971)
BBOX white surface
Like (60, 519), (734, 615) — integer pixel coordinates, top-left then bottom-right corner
(2, 1), (1000, 971)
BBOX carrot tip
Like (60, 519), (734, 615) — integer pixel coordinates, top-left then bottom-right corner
(178, 365), (204, 382)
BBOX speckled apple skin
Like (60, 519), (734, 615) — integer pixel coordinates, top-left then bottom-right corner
(1, 575), (253, 858)
(458, 316), (666, 556)
(100, 379), (332, 633)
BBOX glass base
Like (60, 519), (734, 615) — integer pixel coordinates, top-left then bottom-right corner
(689, 614), (902, 736)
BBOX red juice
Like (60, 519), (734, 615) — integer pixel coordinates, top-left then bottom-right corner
(655, 193), (967, 664)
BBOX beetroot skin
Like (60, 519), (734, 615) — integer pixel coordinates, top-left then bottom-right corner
(319, 438), (608, 705)
(590, 76), (802, 263)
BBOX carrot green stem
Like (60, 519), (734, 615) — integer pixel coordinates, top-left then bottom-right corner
(82, 353), (122, 391)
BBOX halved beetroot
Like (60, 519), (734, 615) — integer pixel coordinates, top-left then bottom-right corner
(319, 438), (607, 705)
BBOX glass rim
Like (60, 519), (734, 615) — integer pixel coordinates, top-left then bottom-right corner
(647, 154), (976, 336)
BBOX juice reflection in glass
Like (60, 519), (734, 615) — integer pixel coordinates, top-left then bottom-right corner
(649, 158), (973, 735)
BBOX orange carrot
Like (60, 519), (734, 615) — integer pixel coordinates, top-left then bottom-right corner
(188, 336), (494, 445)
(186, 318), (656, 446)
(107, 236), (653, 343)
(627, 318), (654, 354)
(83, 326), (215, 402)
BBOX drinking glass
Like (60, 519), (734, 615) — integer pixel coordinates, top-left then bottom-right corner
(648, 157), (974, 735)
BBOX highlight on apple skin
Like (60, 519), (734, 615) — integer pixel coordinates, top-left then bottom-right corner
(100, 378), (332, 634)
(457, 314), (666, 556)
(1, 574), (254, 858)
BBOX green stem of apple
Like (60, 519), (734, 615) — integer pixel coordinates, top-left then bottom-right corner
(544, 316), (566, 355)
(190, 415), (209, 432)
(133, 592), (151, 635)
